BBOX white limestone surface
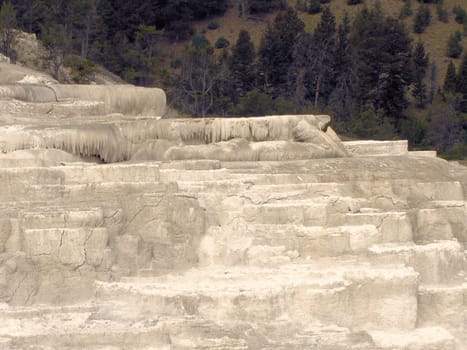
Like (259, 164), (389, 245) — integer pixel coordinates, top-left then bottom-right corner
(344, 140), (408, 156)
(0, 70), (465, 348)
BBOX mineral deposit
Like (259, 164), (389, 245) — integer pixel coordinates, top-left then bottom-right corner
(0, 63), (465, 350)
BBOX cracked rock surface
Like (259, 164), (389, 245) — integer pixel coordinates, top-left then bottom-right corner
(0, 64), (465, 349)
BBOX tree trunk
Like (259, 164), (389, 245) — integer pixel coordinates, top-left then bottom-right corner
(314, 74), (321, 109)
(81, 18), (90, 58)
(239, 0), (249, 18)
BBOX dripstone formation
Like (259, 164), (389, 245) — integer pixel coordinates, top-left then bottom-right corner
(0, 67), (465, 349)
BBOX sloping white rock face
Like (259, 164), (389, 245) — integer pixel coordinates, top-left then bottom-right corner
(0, 83), (166, 116)
(0, 77), (465, 349)
(0, 115), (347, 162)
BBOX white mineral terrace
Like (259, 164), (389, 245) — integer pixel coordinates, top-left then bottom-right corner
(0, 70), (465, 349)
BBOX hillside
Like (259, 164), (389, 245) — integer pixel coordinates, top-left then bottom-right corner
(162, 0), (467, 87)
(152, 0), (466, 159)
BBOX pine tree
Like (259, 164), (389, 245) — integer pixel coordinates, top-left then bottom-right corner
(329, 17), (354, 124)
(413, 5), (431, 33)
(311, 6), (337, 107)
(446, 33), (463, 58)
(453, 5), (466, 24)
(0, 1), (17, 59)
(443, 61), (457, 93)
(288, 7), (337, 109)
(288, 33), (313, 108)
(248, 0), (286, 14)
(353, 15), (413, 124)
(308, 0), (321, 14)
(314, 6), (336, 43)
(14, 0), (46, 33)
(436, 2), (449, 23)
(428, 62), (437, 103)
(229, 30), (256, 98)
(342, 11), (350, 34)
(69, 0), (99, 58)
(41, 22), (71, 81)
(457, 54), (467, 112)
(399, 0), (413, 19)
(258, 7), (305, 96)
(412, 41), (429, 107)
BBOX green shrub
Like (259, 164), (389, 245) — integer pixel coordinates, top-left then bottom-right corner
(170, 58), (182, 69)
(64, 55), (97, 83)
(453, 5), (466, 24)
(236, 89), (274, 116)
(399, 0), (413, 19)
(207, 21), (220, 30)
(441, 142), (467, 160)
(436, 3), (449, 23)
(215, 37), (230, 49)
(192, 35), (210, 50)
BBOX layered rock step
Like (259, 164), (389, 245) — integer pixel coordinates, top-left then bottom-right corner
(2, 303), (455, 350)
(0, 155), (464, 348)
(96, 262), (419, 331)
(0, 305), (245, 350)
(200, 224), (464, 285)
(159, 160), (466, 349)
(19, 208), (104, 229)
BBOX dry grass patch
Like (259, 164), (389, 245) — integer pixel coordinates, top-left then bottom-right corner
(158, 0), (467, 86)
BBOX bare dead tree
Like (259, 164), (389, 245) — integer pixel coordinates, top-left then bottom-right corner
(179, 48), (218, 117)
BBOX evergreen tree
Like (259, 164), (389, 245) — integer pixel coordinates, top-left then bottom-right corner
(341, 11), (351, 34)
(41, 22), (70, 81)
(453, 5), (466, 24)
(248, 0), (286, 14)
(412, 41), (429, 107)
(428, 62), (437, 103)
(288, 33), (313, 108)
(443, 61), (457, 93)
(399, 0), (413, 19)
(258, 7), (305, 96)
(329, 17), (355, 126)
(68, 0), (99, 58)
(457, 54), (467, 112)
(229, 30), (256, 98)
(288, 7), (337, 109)
(0, 1), (17, 59)
(446, 32), (463, 58)
(436, 2), (449, 23)
(132, 24), (163, 86)
(352, 5), (382, 37)
(308, 0), (321, 14)
(413, 5), (431, 33)
(314, 6), (336, 43)
(334, 19), (352, 74)
(14, 0), (46, 33)
(353, 15), (413, 125)
(311, 6), (337, 107)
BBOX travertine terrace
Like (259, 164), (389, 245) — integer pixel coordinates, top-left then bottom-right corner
(0, 64), (465, 349)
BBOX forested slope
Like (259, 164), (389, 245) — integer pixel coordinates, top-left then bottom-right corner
(0, 0), (466, 158)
